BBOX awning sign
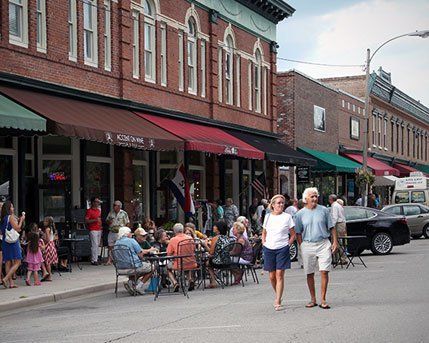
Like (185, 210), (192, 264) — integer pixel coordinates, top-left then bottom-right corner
(296, 166), (310, 183)
(105, 132), (156, 150)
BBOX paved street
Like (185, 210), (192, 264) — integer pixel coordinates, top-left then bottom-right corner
(1, 239), (428, 343)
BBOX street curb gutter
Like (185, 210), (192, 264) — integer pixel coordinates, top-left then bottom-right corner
(0, 281), (117, 313)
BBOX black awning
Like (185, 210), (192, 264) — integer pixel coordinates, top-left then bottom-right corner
(225, 130), (316, 166)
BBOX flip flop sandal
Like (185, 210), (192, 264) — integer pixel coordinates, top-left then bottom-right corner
(25, 279), (31, 286)
(274, 304), (285, 311)
(9, 285), (18, 289)
(306, 302), (318, 308)
(319, 304), (331, 310)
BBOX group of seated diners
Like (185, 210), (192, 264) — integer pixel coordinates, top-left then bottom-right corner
(114, 219), (254, 295)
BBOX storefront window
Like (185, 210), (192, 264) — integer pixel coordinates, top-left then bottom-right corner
(86, 161), (110, 215)
(86, 141), (111, 157)
(159, 168), (178, 221)
(0, 155), (13, 202)
(133, 150), (147, 161)
(132, 164), (146, 223)
(159, 151), (177, 164)
(0, 137), (13, 149)
(189, 169), (203, 200)
(225, 159), (233, 169)
(42, 160), (71, 183)
(43, 136), (71, 154)
(189, 151), (203, 165)
(225, 172), (233, 199)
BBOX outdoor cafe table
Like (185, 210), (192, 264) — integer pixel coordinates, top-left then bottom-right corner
(335, 235), (368, 269)
(145, 253), (193, 300)
(62, 238), (85, 272)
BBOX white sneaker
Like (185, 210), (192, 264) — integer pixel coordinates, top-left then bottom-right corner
(135, 281), (146, 295)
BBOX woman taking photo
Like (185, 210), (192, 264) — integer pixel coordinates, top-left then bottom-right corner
(1, 201), (25, 288)
(262, 194), (296, 311)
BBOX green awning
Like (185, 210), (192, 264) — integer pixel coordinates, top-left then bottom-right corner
(298, 147), (362, 173)
(0, 94), (46, 131)
(415, 164), (429, 175)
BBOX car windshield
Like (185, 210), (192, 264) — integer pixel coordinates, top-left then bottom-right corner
(394, 192), (409, 204)
(411, 191), (426, 203)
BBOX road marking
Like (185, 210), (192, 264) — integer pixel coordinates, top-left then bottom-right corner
(148, 324), (241, 332)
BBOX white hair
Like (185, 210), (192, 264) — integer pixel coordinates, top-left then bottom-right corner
(236, 216), (248, 226)
(302, 187), (319, 204)
(173, 223), (184, 234)
(117, 226), (131, 239)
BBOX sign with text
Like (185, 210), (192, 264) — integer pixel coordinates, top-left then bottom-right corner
(296, 166), (310, 183)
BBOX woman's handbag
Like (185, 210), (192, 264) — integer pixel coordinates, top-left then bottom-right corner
(5, 216), (20, 244)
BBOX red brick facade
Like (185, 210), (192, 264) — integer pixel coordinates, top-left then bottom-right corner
(0, 0), (276, 133)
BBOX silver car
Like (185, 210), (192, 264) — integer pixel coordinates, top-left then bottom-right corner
(382, 203), (429, 239)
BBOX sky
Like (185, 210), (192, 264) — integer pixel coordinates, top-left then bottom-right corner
(276, 0), (429, 107)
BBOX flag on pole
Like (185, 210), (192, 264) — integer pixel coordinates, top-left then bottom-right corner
(166, 163), (195, 216)
(251, 173), (268, 199)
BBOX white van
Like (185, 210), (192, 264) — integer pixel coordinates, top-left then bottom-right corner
(392, 172), (429, 206)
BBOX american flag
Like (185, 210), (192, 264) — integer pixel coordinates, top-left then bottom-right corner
(251, 173), (268, 199)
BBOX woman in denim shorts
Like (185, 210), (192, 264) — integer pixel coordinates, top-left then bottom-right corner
(262, 194), (296, 311)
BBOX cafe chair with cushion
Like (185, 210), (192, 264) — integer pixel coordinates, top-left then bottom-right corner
(176, 239), (198, 298)
(111, 244), (140, 297)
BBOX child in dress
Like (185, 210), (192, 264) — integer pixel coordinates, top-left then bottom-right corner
(25, 224), (45, 286)
(42, 216), (58, 281)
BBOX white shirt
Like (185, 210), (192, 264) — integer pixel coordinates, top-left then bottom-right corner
(330, 201), (346, 225)
(263, 212), (295, 250)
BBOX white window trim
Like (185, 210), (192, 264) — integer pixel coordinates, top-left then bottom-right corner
(160, 22), (167, 86)
(235, 55), (240, 107)
(187, 33), (197, 95)
(248, 61), (252, 111)
(200, 40), (206, 98)
(83, 0), (98, 68)
(178, 31), (184, 91)
(372, 114), (376, 147)
(225, 37), (234, 105)
(132, 10), (140, 79)
(104, 0), (112, 71)
(383, 118), (387, 149)
(255, 63), (261, 113)
(68, 0), (77, 61)
(263, 67), (267, 115)
(144, 18), (156, 83)
(218, 48), (223, 102)
(342, 100), (345, 108)
(9, 0), (29, 48)
(36, 0), (47, 53)
(378, 116), (382, 149)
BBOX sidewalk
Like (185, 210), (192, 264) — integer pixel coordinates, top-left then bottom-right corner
(0, 263), (123, 312)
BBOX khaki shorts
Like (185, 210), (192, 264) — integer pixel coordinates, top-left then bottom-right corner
(301, 239), (332, 275)
(136, 262), (152, 275)
(108, 232), (118, 247)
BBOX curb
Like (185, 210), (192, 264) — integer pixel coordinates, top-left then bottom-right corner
(0, 281), (117, 313)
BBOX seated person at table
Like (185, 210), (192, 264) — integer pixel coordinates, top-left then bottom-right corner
(184, 222), (207, 240)
(184, 225), (209, 252)
(229, 216), (249, 239)
(153, 229), (179, 291)
(231, 222), (254, 285)
(166, 223), (197, 291)
(134, 227), (153, 250)
(207, 221), (233, 288)
(115, 227), (155, 295)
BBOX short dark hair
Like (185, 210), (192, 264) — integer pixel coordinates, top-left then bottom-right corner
(0, 200), (12, 222)
(90, 197), (99, 204)
(213, 221), (228, 235)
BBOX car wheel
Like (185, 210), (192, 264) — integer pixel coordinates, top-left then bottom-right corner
(423, 225), (429, 239)
(371, 232), (393, 255)
(289, 241), (298, 261)
(411, 234), (422, 239)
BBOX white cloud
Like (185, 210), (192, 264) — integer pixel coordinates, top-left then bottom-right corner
(278, 0), (429, 106)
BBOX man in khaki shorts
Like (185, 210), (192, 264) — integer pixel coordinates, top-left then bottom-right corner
(329, 194), (347, 265)
(105, 200), (130, 265)
(295, 187), (338, 309)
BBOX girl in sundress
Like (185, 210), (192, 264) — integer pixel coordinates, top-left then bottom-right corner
(42, 216), (58, 281)
(25, 224), (45, 286)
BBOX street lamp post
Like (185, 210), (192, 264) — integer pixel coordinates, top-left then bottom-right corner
(362, 30), (429, 206)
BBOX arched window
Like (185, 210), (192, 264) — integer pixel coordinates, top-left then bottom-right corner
(254, 49), (262, 113)
(143, 0), (155, 82)
(187, 17), (197, 94)
(225, 35), (234, 105)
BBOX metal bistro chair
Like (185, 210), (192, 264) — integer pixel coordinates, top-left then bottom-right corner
(176, 239), (198, 298)
(111, 244), (140, 297)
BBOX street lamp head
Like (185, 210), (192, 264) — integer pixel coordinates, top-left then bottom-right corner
(408, 30), (429, 38)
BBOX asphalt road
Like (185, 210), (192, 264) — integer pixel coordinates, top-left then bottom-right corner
(1, 239), (428, 343)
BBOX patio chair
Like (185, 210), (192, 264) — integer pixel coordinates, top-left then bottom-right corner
(214, 242), (243, 287)
(176, 239), (198, 298)
(111, 244), (140, 297)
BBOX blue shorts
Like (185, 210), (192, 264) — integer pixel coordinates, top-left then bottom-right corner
(263, 245), (291, 272)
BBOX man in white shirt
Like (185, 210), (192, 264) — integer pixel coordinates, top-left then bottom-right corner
(105, 200), (130, 265)
(329, 194), (347, 264)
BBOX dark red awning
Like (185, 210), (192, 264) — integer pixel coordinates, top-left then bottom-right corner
(393, 163), (419, 177)
(138, 113), (265, 159)
(0, 86), (183, 151)
(342, 153), (400, 176)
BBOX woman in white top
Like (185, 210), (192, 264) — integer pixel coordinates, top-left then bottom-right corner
(262, 194), (296, 311)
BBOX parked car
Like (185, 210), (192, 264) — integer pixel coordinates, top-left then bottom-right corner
(381, 203), (429, 239)
(343, 206), (410, 255)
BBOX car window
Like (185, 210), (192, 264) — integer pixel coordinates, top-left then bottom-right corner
(411, 191), (426, 203)
(345, 208), (368, 221)
(420, 206), (429, 214)
(394, 192), (409, 204)
(403, 205), (421, 216)
(364, 210), (377, 219)
(384, 206), (402, 215)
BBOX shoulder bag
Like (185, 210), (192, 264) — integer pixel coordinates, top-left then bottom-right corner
(5, 216), (20, 244)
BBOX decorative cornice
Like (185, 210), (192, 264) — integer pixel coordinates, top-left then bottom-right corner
(235, 0), (295, 23)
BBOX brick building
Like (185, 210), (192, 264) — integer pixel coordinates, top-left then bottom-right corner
(1, 0), (315, 232)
